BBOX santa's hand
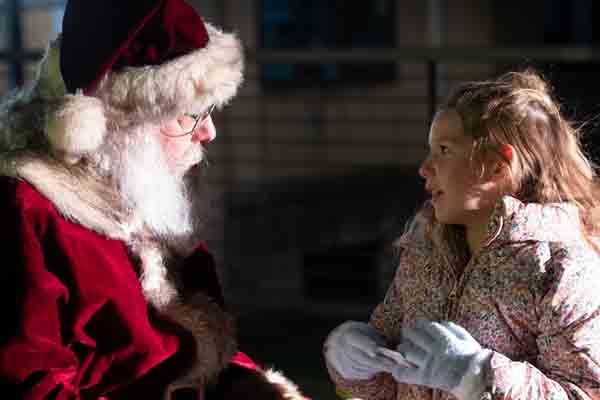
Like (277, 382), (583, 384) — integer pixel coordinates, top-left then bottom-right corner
(324, 321), (397, 380)
(391, 320), (492, 400)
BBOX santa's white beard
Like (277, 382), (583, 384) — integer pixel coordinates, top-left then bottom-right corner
(93, 124), (208, 249)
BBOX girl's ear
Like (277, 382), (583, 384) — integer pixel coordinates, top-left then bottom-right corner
(490, 144), (516, 174)
(490, 144), (516, 190)
(500, 144), (514, 164)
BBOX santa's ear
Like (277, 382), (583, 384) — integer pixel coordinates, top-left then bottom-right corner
(45, 93), (107, 164)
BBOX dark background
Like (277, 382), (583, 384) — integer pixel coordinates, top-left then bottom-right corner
(3, 1), (600, 398)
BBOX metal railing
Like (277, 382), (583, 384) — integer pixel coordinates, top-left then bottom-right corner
(248, 46), (600, 118)
(4, 44), (600, 114)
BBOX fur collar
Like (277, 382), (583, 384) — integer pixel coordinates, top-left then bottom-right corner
(13, 154), (129, 240)
(8, 153), (189, 309)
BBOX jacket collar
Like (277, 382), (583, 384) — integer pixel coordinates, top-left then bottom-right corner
(396, 196), (583, 253)
(482, 195), (583, 247)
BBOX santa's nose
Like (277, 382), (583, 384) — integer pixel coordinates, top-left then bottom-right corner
(191, 116), (216, 144)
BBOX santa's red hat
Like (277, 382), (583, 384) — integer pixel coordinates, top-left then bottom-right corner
(45, 0), (243, 160)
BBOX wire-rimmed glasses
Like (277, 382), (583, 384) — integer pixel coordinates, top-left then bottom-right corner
(162, 104), (216, 138)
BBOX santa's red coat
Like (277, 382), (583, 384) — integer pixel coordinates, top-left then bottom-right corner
(0, 177), (261, 399)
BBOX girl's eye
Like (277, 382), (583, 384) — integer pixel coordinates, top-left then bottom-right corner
(439, 145), (449, 154)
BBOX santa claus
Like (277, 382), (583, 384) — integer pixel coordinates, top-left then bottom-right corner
(0, 1), (305, 399)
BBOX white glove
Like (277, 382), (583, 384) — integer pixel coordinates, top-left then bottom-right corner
(391, 320), (492, 400)
(324, 321), (397, 380)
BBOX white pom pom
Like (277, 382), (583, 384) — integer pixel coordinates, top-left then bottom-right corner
(46, 94), (106, 157)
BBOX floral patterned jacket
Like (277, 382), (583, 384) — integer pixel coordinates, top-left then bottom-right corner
(326, 196), (600, 400)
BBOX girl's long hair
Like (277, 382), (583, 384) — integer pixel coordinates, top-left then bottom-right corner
(420, 69), (600, 261)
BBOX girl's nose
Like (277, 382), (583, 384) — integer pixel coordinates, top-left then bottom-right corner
(191, 116), (216, 144)
(418, 155), (432, 179)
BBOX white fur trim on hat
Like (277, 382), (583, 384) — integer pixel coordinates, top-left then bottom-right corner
(39, 39), (107, 160)
(93, 23), (244, 130)
(45, 93), (107, 161)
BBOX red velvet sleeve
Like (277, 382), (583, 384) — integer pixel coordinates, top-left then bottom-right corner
(0, 180), (180, 399)
(0, 180), (80, 399)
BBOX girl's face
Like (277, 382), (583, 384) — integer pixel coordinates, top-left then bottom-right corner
(419, 110), (502, 229)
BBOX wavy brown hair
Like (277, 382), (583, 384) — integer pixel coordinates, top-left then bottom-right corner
(439, 68), (600, 237)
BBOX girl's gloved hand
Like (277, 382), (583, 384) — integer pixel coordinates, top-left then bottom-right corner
(324, 321), (397, 380)
(391, 320), (492, 400)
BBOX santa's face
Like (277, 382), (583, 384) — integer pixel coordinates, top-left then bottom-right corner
(93, 117), (211, 243)
(158, 115), (216, 175)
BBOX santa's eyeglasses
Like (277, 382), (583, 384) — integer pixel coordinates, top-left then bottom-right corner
(162, 104), (216, 137)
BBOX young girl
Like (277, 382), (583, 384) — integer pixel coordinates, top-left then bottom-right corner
(323, 70), (600, 400)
